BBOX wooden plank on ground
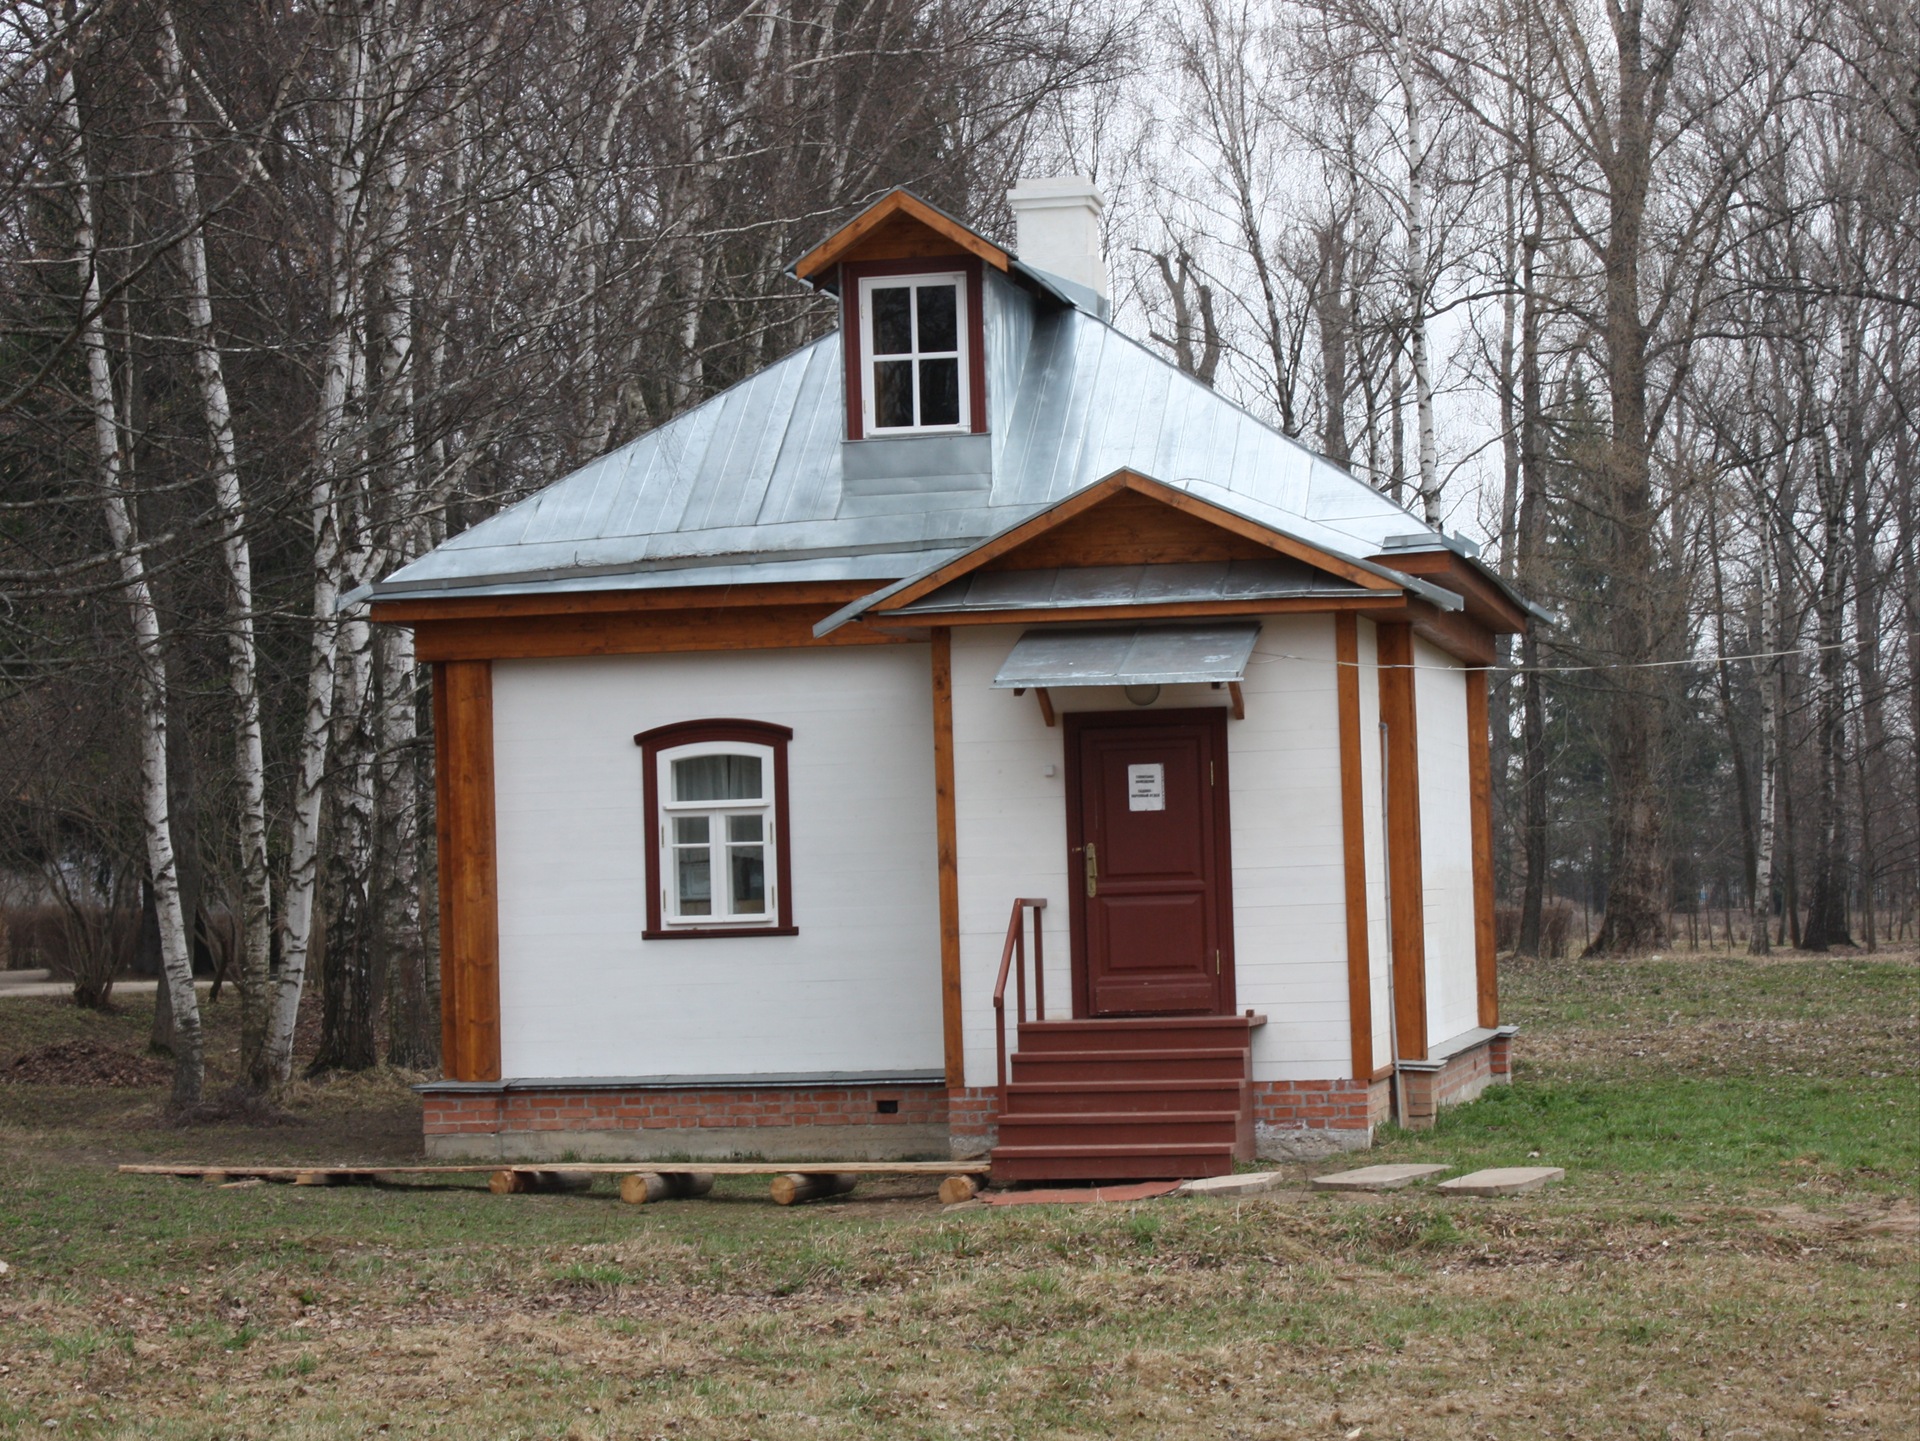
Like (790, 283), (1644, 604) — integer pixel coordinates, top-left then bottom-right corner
(120, 1160), (989, 1180)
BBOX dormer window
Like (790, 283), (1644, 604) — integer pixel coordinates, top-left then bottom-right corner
(858, 272), (969, 434)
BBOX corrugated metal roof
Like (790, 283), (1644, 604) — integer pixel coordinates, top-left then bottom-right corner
(992, 623), (1262, 688)
(376, 294), (1442, 600)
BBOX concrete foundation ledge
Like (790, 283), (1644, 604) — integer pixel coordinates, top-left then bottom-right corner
(1255, 1124), (1373, 1161)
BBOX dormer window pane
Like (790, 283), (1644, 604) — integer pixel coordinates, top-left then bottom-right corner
(876, 360), (914, 428)
(873, 287), (913, 355)
(857, 272), (969, 434)
(920, 358), (960, 426)
(917, 285), (957, 351)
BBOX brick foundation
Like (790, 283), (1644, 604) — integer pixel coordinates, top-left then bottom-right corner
(1394, 1027), (1514, 1130)
(1250, 1077), (1379, 1131)
(418, 1029), (1513, 1158)
(946, 1086), (997, 1151)
(419, 1082), (953, 1162)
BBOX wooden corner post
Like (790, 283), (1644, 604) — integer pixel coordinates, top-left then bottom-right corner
(931, 629), (965, 1087)
(1375, 623), (1427, 1062)
(1335, 614), (1372, 1081)
(434, 660), (501, 1081)
(1466, 665), (1499, 1028)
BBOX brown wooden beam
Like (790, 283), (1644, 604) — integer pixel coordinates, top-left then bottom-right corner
(931, 629), (964, 1086)
(1407, 603), (1498, 668)
(411, 604), (905, 662)
(1368, 548), (1530, 633)
(436, 660), (501, 1081)
(871, 470), (1406, 618)
(372, 579), (871, 625)
(1335, 614), (1373, 1081)
(1377, 622), (1427, 1061)
(1466, 666), (1500, 1028)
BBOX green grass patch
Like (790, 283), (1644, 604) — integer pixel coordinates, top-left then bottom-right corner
(0, 956), (1915, 1437)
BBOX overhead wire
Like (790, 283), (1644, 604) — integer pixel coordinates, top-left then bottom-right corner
(1242, 633), (1875, 676)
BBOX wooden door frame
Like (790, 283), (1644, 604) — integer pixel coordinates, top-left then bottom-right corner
(1062, 707), (1237, 1018)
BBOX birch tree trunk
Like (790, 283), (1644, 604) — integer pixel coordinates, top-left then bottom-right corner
(264, 2), (372, 1088)
(53, 56), (202, 1103)
(1392, 18), (1440, 525)
(159, 9), (273, 1081)
(372, 38), (433, 1068)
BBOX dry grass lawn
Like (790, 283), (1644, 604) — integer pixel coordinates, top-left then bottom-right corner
(1, 953), (1916, 1439)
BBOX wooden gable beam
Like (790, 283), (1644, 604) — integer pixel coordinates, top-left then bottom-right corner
(1367, 547), (1531, 634)
(792, 190), (1010, 284)
(866, 469), (1405, 620)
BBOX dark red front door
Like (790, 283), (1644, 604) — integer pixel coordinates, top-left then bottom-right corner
(1066, 710), (1234, 1016)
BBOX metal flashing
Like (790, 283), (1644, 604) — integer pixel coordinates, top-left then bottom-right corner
(991, 622), (1262, 689)
(895, 558), (1369, 616)
(413, 1069), (947, 1095)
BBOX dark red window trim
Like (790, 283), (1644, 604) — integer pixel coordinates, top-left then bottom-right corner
(840, 256), (987, 441)
(635, 718), (796, 939)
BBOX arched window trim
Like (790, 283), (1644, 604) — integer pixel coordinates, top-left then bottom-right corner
(635, 718), (796, 939)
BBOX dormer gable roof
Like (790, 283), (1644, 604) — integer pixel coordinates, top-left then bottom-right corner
(790, 189), (1009, 288)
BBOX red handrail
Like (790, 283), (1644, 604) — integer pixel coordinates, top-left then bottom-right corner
(991, 897), (1048, 1110)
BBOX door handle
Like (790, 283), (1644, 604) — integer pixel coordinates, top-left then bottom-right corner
(1085, 842), (1098, 898)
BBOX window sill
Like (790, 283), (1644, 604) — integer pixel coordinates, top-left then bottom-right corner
(643, 926), (799, 941)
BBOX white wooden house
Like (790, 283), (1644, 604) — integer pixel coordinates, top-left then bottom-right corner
(374, 181), (1537, 1180)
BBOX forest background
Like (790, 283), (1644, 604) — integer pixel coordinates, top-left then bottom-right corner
(2, 0), (1915, 1106)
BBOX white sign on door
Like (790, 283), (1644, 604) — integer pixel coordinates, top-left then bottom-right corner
(1127, 762), (1166, 811)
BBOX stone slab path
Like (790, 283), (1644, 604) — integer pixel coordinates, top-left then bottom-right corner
(1436, 1166), (1565, 1196)
(1176, 1171), (1287, 1197)
(1310, 1163), (1451, 1192)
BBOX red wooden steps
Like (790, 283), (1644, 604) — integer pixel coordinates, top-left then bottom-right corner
(1010, 1047), (1251, 1083)
(989, 1015), (1261, 1184)
(1004, 1078), (1248, 1113)
(989, 1143), (1240, 1182)
(1012, 1016), (1267, 1052)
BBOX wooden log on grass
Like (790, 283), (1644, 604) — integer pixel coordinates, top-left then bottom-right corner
(490, 1169), (594, 1195)
(618, 1171), (716, 1205)
(769, 1172), (858, 1206)
(937, 1174), (982, 1205)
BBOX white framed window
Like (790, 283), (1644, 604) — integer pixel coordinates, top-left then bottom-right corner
(658, 741), (775, 926)
(635, 718), (795, 938)
(858, 272), (969, 434)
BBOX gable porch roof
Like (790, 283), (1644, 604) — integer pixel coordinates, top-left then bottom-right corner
(812, 469), (1463, 636)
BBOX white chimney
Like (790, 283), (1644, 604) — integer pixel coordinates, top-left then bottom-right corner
(1007, 175), (1107, 314)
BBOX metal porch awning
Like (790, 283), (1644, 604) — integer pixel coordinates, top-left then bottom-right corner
(990, 622), (1262, 690)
